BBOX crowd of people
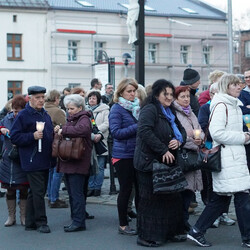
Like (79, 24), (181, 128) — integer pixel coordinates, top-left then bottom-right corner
(0, 69), (249, 248)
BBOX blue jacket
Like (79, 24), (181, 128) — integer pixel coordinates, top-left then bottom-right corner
(0, 112), (27, 184)
(239, 89), (250, 115)
(11, 103), (54, 172)
(109, 103), (137, 159)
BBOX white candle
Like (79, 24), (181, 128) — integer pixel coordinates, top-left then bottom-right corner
(36, 121), (45, 152)
(193, 129), (201, 139)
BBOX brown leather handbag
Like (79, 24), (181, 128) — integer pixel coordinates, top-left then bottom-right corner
(52, 133), (86, 161)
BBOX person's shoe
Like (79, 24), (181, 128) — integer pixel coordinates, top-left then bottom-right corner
(87, 190), (94, 197)
(188, 207), (195, 214)
(190, 201), (198, 208)
(85, 211), (95, 219)
(127, 210), (137, 219)
(219, 213), (235, 226)
(37, 225), (51, 233)
(170, 234), (187, 242)
(64, 224), (72, 229)
(118, 226), (137, 236)
(242, 240), (250, 248)
(187, 228), (212, 247)
(50, 199), (68, 208)
(25, 224), (37, 231)
(211, 218), (220, 228)
(94, 189), (101, 197)
(64, 224), (86, 232)
(137, 237), (161, 247)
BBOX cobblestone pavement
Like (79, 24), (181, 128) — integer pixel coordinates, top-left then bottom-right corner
(58, 165), (237, 220)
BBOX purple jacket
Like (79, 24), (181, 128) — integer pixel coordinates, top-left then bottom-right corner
(58, 111), (92, 175)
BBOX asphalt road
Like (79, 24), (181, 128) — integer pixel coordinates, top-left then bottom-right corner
(0, 197), (244, 250)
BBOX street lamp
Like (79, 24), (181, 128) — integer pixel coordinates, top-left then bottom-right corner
(122, 52), (132, 77)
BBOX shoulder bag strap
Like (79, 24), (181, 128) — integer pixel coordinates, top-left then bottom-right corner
(204, 102), (228, 143)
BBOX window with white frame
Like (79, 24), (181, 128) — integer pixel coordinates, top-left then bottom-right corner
(202, 84), (209, 91)
(68, 83), (81, 89)
(203, 46), (212, 65)
(94, 41), (105, 62)
(148, 43), (157, 63)
(68, 40), (78, 62)
(245, 41), (250, 57)
(180, 45), (189, 64)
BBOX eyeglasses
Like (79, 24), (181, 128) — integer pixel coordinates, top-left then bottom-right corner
(244, 76), (250, 79)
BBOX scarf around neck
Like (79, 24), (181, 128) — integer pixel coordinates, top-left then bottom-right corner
(160, 105), (183, 143)
(181, 105), (191, 116)
(118, 97), (140, 120)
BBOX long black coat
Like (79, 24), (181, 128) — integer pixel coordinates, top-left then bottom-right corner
(134, 102), (186, 172)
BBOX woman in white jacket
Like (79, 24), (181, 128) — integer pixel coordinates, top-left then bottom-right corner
(188, 74), (250, 248)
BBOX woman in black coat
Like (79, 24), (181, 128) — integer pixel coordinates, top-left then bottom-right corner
(134, 79), (186, 247)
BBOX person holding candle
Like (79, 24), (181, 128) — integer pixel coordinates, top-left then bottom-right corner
(188, 74), (250, 248)
(134, 79), (187, 247)
(54, 94), (92, 232)
(173, 86), (205, 232)
(10, 86), (54, 233)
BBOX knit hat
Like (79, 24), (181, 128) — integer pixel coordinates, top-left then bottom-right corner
(180, 68), (200, 86)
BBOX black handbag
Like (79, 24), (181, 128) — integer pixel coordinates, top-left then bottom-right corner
(8, 145), (20, 162)
(95, 140), (108, 155)
(152, 161), (188, 194)
(177, 148), (200, 173)
(196, 102), (228, 173)
(197, 145), (223, 172)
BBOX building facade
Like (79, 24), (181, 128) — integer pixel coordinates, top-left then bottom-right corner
(0, 0), (229, 107)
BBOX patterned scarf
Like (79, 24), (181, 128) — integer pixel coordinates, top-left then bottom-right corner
(118, 97), (140, 120)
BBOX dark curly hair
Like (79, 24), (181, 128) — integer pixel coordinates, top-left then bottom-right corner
(141, 79), (175, 108)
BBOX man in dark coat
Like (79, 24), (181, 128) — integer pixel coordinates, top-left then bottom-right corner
(180, 68), (200, 117)
(11, 86), (54, 233)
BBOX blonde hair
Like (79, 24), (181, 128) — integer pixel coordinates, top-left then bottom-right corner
(136, 84), (147, 104)
(208, 70), (225, 85)
(218, 74), (240, 94)
(113, 78), (138, 103)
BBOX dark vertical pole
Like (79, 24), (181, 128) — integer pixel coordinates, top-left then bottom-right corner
(135, 0), (145, 86)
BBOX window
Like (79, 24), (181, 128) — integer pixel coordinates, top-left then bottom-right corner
(7, 34), (22, 60)
(180, 45), (189, 64)
(68, 83), (80, 89)
(203, 46), (212, 65)
(245, 41), (250, 57)
(68, 40), (78, 62)
(94, 42), (105, 62)
(202, 85), (209, 91)
(8, 81), (22, 100)
(148, 43), (157, 63)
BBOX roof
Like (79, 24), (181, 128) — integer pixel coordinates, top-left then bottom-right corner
(48, 0), (226, 20)
(0, 0), (49, 9)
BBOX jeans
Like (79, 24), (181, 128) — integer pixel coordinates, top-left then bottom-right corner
(65, 173), (86, 228)
(47, 167), (63, 202)
(195, 192), (250, 241)
(181, 190), (194, 228)
(88, 156), (106, 190)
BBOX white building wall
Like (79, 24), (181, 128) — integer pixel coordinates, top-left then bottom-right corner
(0, 9), (50, 108)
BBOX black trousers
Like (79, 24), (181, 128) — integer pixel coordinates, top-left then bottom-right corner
(26, 170), (49, 228)
(114, 158), (136, 226)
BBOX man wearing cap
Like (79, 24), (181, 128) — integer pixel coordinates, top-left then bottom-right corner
(180, 68), (201, 117)
(11, 86), (53, 233)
